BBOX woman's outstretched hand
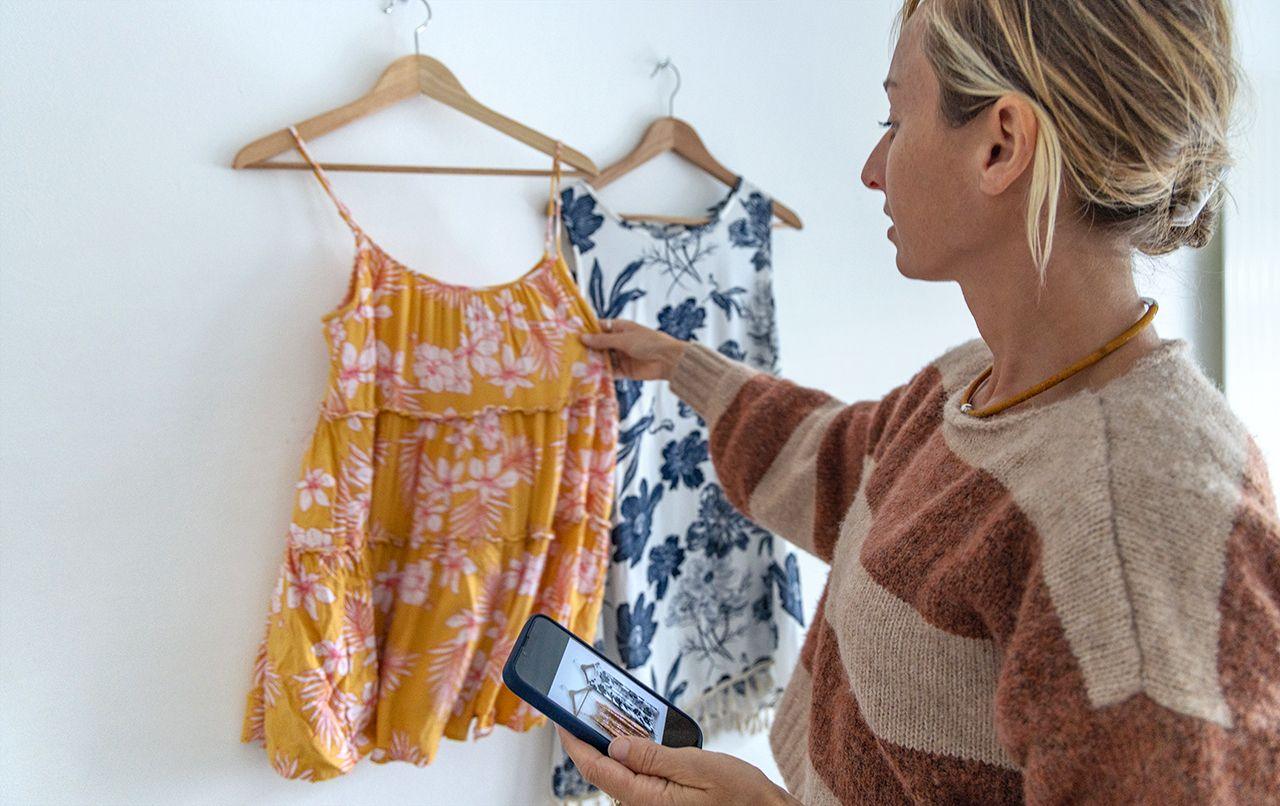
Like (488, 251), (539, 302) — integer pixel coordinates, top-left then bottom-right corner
(580, 318), (688, 381)
(557, 726), (800, 806)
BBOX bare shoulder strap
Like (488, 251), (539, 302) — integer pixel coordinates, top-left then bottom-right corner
(543, 140), (564, 261)
(286, 125), (363, 235)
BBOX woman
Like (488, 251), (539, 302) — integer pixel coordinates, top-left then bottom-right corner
(558, 0), (1279, 803)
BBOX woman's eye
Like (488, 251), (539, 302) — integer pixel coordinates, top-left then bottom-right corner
(877, 119), (897, 132)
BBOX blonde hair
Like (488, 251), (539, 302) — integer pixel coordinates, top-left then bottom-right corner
(894, 0), (1244, 283)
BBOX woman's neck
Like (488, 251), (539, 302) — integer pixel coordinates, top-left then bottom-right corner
(958, 237), (1162, 413)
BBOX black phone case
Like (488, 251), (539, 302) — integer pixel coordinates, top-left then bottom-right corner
(502, 614), (703, 755)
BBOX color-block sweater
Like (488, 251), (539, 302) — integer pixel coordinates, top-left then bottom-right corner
(667, 335), (1279, 804)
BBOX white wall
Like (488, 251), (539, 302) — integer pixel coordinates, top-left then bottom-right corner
(1223, 0), (1280, 471)
(0, 1), (1264, 804)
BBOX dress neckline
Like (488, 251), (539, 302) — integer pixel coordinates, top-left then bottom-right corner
(359, 229), (556, 295)
(318, 235), (572, 324)
(574, 175), (745, 241)
(285, 124), (567, 303)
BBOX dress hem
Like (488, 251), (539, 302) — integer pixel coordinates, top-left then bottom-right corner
(242, 708), (551, 783)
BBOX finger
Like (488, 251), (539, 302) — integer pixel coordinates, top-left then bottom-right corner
(579, 330), (634, 350)
(557, 727), (644, 801)
(599, 318), (641, 333)
(611, 351), (635, 378)
(557, 725), (599, 764)
(585, 317), (645, 342)
(609, 736), (696, 780)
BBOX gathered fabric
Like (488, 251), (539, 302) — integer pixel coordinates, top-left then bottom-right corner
(241, 126), (619, 782)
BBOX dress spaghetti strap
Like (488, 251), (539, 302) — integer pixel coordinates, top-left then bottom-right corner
(288, 124), (563, 267)
(544, 140), (564, 262)
(286, 125), (364, 237)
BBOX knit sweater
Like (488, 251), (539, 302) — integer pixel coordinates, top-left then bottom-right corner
(667, 335), (1279, 804)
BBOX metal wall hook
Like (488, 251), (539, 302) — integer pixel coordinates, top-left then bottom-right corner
(383, 0), (432, 57)
(650, 57), (681, 118)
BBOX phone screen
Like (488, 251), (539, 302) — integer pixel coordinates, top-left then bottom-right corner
(503, 615), (702, 752)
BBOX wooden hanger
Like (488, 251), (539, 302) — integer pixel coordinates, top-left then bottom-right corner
(232, 0), (598, 178)
(587, 60), (803, 230)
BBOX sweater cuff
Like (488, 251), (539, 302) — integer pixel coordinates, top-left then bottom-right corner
(667, 341), (761, 429)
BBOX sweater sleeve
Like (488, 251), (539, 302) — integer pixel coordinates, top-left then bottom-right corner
(992, 464), (1280, 803)
(667, 341), (904, 562)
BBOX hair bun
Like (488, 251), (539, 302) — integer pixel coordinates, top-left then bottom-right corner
(1169, 170), (1227, 228)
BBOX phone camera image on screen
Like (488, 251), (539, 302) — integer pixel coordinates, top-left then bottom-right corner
(548, 639), (668, 742)
(503, 614), (702, 753)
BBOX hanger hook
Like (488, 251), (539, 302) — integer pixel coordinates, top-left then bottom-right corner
(383, 0), (431, 57)
(650, 57), (681, 118)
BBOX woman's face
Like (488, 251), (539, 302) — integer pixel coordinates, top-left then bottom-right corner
(861, 13), (1002, 283)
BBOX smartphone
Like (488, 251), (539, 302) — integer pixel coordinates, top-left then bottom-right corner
(503, 614), (703, 755)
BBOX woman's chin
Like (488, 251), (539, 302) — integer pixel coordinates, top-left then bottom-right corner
(892, 252), (934, 281)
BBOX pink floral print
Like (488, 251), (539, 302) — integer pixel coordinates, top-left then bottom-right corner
(242, 123), (618, 783)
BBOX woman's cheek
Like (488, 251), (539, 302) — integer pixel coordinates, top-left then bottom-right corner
(885, 144), (904, 224)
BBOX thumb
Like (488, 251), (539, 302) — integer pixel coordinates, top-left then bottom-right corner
(608, 736), (689, 778)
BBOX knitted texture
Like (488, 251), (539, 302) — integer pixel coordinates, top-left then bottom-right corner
(668, 336), (1279, 803)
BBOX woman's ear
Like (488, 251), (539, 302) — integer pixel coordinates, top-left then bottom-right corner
(976, 93), (1039, 198)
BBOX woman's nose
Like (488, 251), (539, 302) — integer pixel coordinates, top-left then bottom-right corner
(861, 155), (883, 191)
(861, 136), (887, 191)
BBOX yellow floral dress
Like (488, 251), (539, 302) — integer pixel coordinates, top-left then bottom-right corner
(241, 127), (618, 782)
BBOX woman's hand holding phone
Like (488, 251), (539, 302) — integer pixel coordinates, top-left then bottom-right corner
(557, 726), (800, 806)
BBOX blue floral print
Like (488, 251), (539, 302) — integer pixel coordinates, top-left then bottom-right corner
(611, 479), (663, 567)
(685, 483), (773, 559)
(706, 275), (750, 321)
(656, 297), (707, 341)
(768, 553), (805, 626)
(551, 756), (592, 799)
(617, 592), (658, 669)
(677, 398), (706, 428)
(561, 187), (605, 254)
(615, 377), (643, 420)
(717, 339), (747, 362)
(588, 257), (647, 320)
(549, 177), (802, 802)
(665, 554), (760, 664)
(728, 191), (773, 272)
(660, 431), (709, 490)
(647, 534), (686, 600)
(650, 652), (689, 704)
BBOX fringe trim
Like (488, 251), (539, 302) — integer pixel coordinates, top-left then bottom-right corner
(684, 658), (782, 737)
